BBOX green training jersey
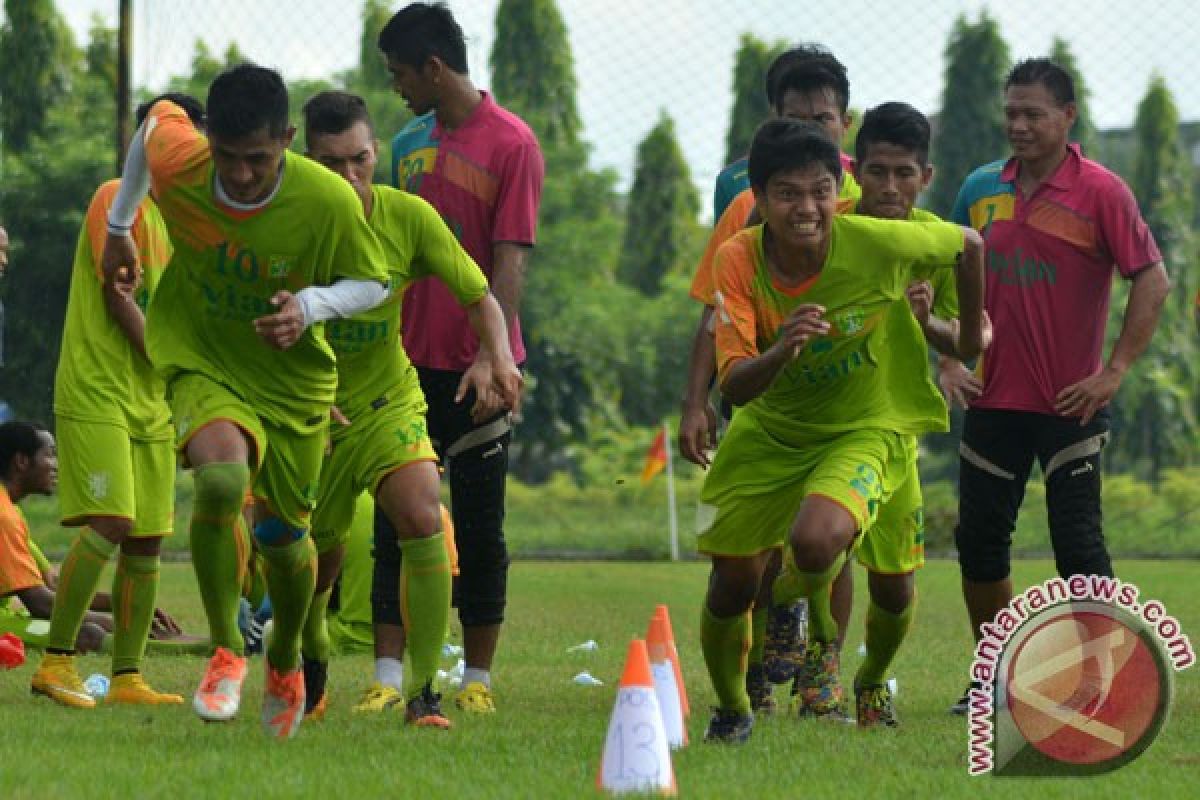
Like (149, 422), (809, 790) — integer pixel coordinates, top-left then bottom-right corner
(141, 100), (390, 434)
(54, 181), (173, 438)
(712, 214), (964, 440)
(327, 185), (488, 420)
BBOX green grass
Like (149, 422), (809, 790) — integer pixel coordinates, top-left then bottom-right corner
(1, 560), (1197, 797)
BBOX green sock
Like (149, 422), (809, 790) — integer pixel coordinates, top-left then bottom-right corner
(399, 533), (451, 699)
(112, 552), (160, 674)
(700, 605), (751, 714)
(261, 535), (316, 672)
(748, 607), (767, 665)
(190, 462), (250, 654)
(302, 586), (332, 665)
(784, 551), (846, 644)
(856, 595), (916, 687)
(46, 529), (117, 652)
(246, 554), (268, 610)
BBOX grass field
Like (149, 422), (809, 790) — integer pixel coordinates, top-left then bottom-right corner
(1, 559), (1197, 798)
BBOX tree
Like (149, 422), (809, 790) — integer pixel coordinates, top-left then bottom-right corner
(0, 0), (75, 154)
(617, 112), (699, 296)
(490, 0), (580, 148)
(723, 34), (786, 166)
(1049, 37), (1097, 158)
(927, 12), (1010, 216)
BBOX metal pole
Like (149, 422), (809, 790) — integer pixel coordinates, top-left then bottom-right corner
(116, 0), (132, 174)
(664, 420), (679, 561)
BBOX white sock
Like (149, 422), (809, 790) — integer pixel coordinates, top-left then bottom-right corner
(375, 658), (404, 691)
(462, 667), (491, 688)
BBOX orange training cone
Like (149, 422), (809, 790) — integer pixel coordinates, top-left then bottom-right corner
(597, 639), (677, 796)
(647, 614), (687, 749)
(651, 605), (690, 718)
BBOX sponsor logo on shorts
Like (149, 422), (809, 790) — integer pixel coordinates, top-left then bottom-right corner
(89, 472), (109, 500)
(967, 576), (1194, 776)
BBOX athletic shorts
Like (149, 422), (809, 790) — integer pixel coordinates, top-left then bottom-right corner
(168, 372), (324, 531)
(56, 418), (174, 537)
(310, 393), (438, 554)
(856, 437), (925, 574)
(0, 607), (49, 648)
(696, 410), (912, 557)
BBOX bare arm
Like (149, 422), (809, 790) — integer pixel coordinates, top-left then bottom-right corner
(1055, 262), (1171, 424)
(491, 242), (530, 335)
(951, 227), (986, 361)
(679, 307), (718, 467)
(460, 292), (524, 421)
(103, 270), (149, 360)
(719, 304), (828, 406)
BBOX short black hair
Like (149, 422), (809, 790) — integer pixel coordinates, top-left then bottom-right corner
(206, 63), (290, 139)
(765, 43), (848, 110)
(136, 92), (205, 129)
(0, 421), (47, 479)
(378, 2), (469, 74)
(1006, 58), (1076, 106)
(748, 118), (842, 192)
(302, 90), (374, 141)
(854, 102), (931, 166)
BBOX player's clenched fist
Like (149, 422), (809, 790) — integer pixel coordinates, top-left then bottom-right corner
(773, 303), (829, 358)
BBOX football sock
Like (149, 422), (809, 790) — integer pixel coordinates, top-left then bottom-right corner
(376, 658), (404, 691)
(857, 594), (916, 687)
(748, 606), (767, 665)
(785, 551), (846, 644)
(700, 604), (751, 714)
(462, 667), (490, 688)
(398, 533), (451, 699)
(111, 551), (161, 674)
(302, 585), (332, 665)
(45, 528), (117, 652)
(261, 535), (317, 672)
(190, 462), (250, 654)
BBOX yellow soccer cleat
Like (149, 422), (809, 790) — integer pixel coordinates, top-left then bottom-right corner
(107, 672), (184, 705)
(31, 654), (96, 709)
(454, 681), (496, 714)
(352, 682), (404, 713)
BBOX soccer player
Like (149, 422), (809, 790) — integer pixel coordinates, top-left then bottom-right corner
(299, 90), (520, 726)
(3, 422), (200, 661)
(840, 102), (987, 727)
(379, 2), (544, 714)
(29, 95), (205, 710)
(948, 58), (1169, 714)
(680, 47), (862, 709)
(698, 119), (985, 743)
(98, 64), (392, 739)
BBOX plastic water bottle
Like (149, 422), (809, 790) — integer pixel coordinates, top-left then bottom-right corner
(84, 673), (109, 699)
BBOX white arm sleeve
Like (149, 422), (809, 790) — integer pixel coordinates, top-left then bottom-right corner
(295, 279), (390, 328)
(107, 119), (152, 234)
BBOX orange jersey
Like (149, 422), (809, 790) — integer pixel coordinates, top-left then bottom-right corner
(0, 485), (41, 598)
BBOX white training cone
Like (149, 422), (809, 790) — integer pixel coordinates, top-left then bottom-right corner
(651, 605), (690, 718)
(597, 639), (677, 796)
(647, 614), (687, 749)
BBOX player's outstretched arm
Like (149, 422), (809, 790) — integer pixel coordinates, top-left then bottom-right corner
(720, 303), (828, 406)
(678, 306), (718, 468)
(952, 227), (986, 361)
(1055, 261), (1170, 425)
(254, 280), (390, 350)
(460, 292), (523, 422)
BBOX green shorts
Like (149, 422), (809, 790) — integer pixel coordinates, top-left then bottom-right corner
(856, 437), (925, 574)
(0, 606), (49, 648)
(310, 393), (437, 554)
(168, 372), (324, 531)
(56, 418), (175, 536)
(697, 410), (912, 557)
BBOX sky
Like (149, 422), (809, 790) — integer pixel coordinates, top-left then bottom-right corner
(58, 0), (1200, 211)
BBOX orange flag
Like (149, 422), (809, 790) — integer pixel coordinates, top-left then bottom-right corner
(640, 427), (668, 484)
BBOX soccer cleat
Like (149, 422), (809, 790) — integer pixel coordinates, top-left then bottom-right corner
(763, 599), (808, 684)
(746, 663), (776, 714)
(31, 654), (96, 709)
(352, 682), (404, 713)
(107, 672), (184, 705)
(949, 680), (983, 716)
(238, 599), (271, 656)
(302, 657), (328, 719)
(703, 707), (754, 744)
(855, 682), (898, 728)
(454, 681), (496, 714)
(405, 681), (452, 729)
(193, 647), (248, 722)
(792, 639), (846, 719)
(262, 661), (305, 740)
